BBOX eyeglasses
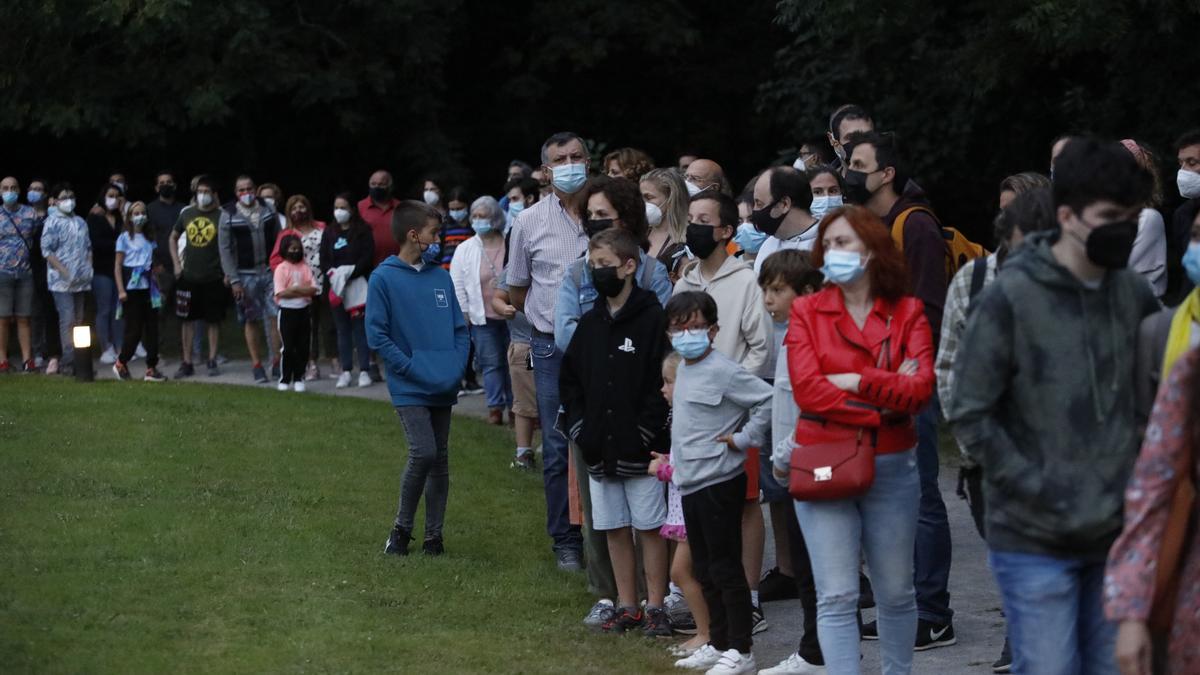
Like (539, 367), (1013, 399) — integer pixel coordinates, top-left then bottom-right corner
(666, 327), (709, 338)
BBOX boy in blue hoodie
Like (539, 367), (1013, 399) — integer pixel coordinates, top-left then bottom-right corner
(368, 201), (470, 557)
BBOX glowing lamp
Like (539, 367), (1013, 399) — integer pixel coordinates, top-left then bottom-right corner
(72, 325), (94, 382)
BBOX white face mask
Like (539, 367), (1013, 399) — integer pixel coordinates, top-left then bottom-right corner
(196, 193), (213, 208)
(645, 201), (663, 227)
(1177, 169), (1200, 200)
(423, 190), (440, 206)
(57, 198), (75, 215)
(132, 214), (148, 228)
(104, 196), (119, 211)
(238, 193), (255, 207)
(685, 180), (704, 197)
(334, 208), (352, 224)
(263, 197), (276, 209)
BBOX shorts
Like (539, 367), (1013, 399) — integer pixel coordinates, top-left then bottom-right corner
(506, 341), (538, 418)
(744, 449), (760, 502)
(0, 272), (34, 317)
(233, 271), (277, 325)
(589, 473), (668, 531)
(175, 277), (228, 324)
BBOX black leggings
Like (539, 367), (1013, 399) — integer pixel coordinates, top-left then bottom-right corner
(278, 306), (310, 384)
(118, 289), (159, 368)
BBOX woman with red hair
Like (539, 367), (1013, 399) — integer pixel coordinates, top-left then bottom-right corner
(771, 204), (935, 674)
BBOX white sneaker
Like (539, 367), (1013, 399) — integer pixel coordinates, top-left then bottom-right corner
(336, 372), (352, 389)
(704, 649), (756, 675)
(99, 346), (117, 364)
(675, 644), (722, 670)
(358, 371), (372, 388)
(759, 651), (826, 674)
(293, 381), (306, 393)
(277, 382), (289, 392)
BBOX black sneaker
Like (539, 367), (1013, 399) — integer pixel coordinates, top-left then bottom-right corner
(759, 567), (799, 602)
(422, 536), (444, 556)
(601, 607), (644, 634)
(642, 607), (672, 637)
(252, 364), (268, 383)
(270, 360), (281, 380)
(510, 451), (536, 470)
(914, 619), (956, 651)
(556, 548), (582, 572)
(206, 359), (220, 377)
(143, 367), (167, 382)
(993, 638), (1012, 673)
(174, 362), (195, 379)
(861, 619), (878, 640)
(112, 361), (132, 381)
(384, 526), (413, 556)
(369, 364), (384, 383)
(751, 604), (768, 634)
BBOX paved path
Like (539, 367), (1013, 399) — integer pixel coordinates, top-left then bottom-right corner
(97, 357), (1006, 673)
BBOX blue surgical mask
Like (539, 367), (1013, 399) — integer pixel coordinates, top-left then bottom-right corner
(420, 241), (442, 266)
(26, 190), (43, 204)
(1183, 241), (1200, 286)
(449, 209), (467, 223)
(733, 221), (767, 254)
(508, 201), (525, 218)
(552, 162), (588, 194)
(471, 219), (493, 235)
(809, 195), (843, 222)
(821, 249), (867, 285)
(1, 191), (17, 206)
(670, 328), (711, 359)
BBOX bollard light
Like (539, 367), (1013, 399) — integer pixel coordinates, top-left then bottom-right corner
(72, 325), (94, 382)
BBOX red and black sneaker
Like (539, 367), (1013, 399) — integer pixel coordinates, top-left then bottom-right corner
(143, 367), (167, 382)
(601, 607), (644, 634)
(22, 359), (37, 374)
(112, 361), (132, 381)
(0, 360), (11, 374)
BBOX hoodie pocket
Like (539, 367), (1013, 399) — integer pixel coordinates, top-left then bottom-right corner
(406, 349), (463, 394)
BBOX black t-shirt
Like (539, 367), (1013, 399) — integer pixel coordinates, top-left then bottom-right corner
(87, 212), (120, 278)
(147, 199), (184, 267)
(172, 205), (224, 283)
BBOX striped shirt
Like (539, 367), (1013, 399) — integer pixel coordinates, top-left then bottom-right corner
(506, 193), (588, 334)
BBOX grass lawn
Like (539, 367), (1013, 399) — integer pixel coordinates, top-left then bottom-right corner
(0, 378), (676, 674)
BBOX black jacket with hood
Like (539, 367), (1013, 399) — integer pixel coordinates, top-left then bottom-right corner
(946, 231), (1160, 559)
(559, 285), (670, 478)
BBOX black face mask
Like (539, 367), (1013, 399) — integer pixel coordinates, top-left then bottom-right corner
(1080, 218), (1138, 269)
(158, 184), (176, 200)
(585, 218), (613, 238)
(842, 169), (874, 205)
(591, 265), (627, 298)
(284, 249), (304, 263)
(368, 186), (390, 202)
(686, 222), (722, 260)
(749, 200), (787, 237)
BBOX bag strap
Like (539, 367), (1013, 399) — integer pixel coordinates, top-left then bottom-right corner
(969, 256), (988, 300)
(0, 209), (33, 257)
(889, 206), (936, 253)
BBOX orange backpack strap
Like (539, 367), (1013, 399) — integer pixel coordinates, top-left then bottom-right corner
(889, 206), (934, 254)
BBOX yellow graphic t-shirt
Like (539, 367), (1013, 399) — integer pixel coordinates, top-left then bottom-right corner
(173, 206), (224, 283)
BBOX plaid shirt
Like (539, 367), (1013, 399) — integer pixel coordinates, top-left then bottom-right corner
(506, 193), (587, 334)
(935, 253), (998, 458)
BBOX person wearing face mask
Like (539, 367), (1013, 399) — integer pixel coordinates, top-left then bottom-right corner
(449, 196), (513, 425)
(40, 183), (93, 377)
(219, 174), (283, 384)
(554, 176), (672, 353)
(147, 172), (183, 320)
(842, 131), (956, 646)
(270, 195), (330, 382)
(256, 183), (288, 230)
(826, 104), (874, 173)
(0, 176), (37, 373)
(498, 161), (533, 214)
(421, 178), (444, 212)
(502, 176), (540, 234)
(371, 201), (470, 558)
(272, 233), (319, 392)
(675, 191), (771, 375)
(359, 170), (401, 267)
(26, 178), (61, 373)
(320, 193), (376, 389)
(734, 182), (768, 268)
(439, 187), (474, 272)
(683, 158), (731, 198)
(748, 167), (819, 276)
(808, 167), (845, 224)
(640, 169), (689, 282)
(1119, 140), (1168, 298)
(792, 137), (829, 173)
(1169, 129), (1200, 301)
(946, 139), (1162, 675)
(507, 131), (593, 573)
(111, 201), (165, 382)
(87, 183), (127, 365)
(777, 204), (934, 675)
(170, 175), (226, 379)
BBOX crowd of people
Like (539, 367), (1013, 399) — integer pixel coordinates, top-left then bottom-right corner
(3, 105), (1199, 675)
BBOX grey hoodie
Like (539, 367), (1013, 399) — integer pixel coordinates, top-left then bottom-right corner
(946, 232), (1159, 559)
(673, 254), (771, 375)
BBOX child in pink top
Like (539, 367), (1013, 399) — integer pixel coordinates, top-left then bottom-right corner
(273, 234), (318, 391)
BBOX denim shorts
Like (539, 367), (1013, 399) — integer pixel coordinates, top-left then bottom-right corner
(234, 271), (277, 325)
(0, 272), (33, 317)
(589, 473), (668, 531)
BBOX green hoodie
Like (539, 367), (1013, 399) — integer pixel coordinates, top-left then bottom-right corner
(946, 231), (1159, 560)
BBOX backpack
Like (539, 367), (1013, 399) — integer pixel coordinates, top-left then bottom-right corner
(890, 206), (987, 280)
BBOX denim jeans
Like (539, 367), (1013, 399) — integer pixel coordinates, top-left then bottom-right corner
(530, 332), (581, 553)
(332, 304), (370, 373)
(51, 291), (88, 368)
(393, 406), (452, 540)
(914, 397), (953, 624)
(795, 449), (920, 675)
(91, 274), (123, 353)
(988, 551), (1117, 675)
(472, 319), (513, 410)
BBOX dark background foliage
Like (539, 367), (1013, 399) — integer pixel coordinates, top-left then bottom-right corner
(5, 0), (1199, 243)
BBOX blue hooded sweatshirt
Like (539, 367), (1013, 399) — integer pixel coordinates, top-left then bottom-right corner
(366, 256), (470, 407)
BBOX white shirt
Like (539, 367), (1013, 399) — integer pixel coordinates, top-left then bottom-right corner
(753, 223), (819, 274)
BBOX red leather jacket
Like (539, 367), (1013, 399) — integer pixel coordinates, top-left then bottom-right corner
(785, 286), (935, 454)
